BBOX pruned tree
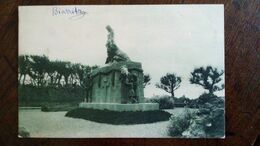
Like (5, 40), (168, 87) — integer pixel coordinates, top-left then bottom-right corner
(143, 74), (151, 88)
(190, 66), (224, 95)
(156, 73), (182, 97)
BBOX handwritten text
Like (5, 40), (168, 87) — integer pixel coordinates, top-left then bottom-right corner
(52, 7), (87, 20)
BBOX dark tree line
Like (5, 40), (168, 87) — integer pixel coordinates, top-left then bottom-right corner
(18, 55), (98, 88)
(19, 55), (151, 90)
(19, 55), (224, 101)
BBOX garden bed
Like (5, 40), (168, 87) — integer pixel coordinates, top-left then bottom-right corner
(65, 108), (171, 125)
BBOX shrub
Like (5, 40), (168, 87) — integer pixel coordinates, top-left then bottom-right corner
(148, 95), (174, 109)
(168, 92), (225, 138)
(197, 93), (224, 106)
(168, 108), (195, 137)
(19, 85), (84, 106)
(187, 99), (199, 108)
(41, 103), (77, 112)
(193, 93), (224, 137)
(41, 105), (49, 112)
(18, 127), (30, 138)
(197, 104), (225, 137)
(206, 108), (225, 137)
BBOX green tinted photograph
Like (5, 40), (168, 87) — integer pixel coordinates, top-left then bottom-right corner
(18, 5), (224, 138)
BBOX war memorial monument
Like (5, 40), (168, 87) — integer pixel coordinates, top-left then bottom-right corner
(79, 26), (159, 111)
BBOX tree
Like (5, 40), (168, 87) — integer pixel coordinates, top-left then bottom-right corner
(18, 55), (30, 85)
(156, 73), (182, 97)
(190, 66), (224, 95)
(52, 61), (63, 86)
(143, 74), (151, 87)
(29, 55), (49, 87)
(63, 62), (73, 86)
(45, 61), (56, 86)
(18, 54), (99, 89)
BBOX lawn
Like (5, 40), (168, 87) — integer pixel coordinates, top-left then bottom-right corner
(19, 108), (195, 138)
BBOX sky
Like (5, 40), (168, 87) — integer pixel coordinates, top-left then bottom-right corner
(19, 5), (224, 99)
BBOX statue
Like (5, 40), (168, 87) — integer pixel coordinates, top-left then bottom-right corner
(119, 65), (138, 103)
(105, 25), (130, 64)
(79, 25), (159, 111)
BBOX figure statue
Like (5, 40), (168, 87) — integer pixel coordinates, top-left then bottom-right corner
(105, 25), (130, 64)
(128, 74), (138, 103)
(119, 65), (138, 103)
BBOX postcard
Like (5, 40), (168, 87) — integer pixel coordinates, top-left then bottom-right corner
(18, 5), (224, 138)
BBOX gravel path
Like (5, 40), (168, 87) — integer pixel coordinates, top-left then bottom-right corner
(19, 108), (190, 138)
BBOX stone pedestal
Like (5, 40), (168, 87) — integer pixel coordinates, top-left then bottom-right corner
(79, 26), (159, 112)
(79, 103), (159, 111)
(90, 61), (145, 103)
(81, 61), (159, 111)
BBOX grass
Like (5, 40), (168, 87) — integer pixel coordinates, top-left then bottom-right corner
(65, 108), (171, 125)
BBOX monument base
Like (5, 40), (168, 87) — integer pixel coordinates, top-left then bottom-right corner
(79, 102), (159, 111)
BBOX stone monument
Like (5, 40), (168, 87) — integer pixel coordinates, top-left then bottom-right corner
(79, 25), (159, 111)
